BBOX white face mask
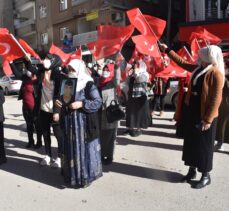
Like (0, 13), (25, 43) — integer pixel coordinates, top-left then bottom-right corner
(43, 59), (51, 69)
(68, 71), (78, 78)
(102, 70), (110, 78)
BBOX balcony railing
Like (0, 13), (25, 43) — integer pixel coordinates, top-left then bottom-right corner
(14, 19), (35, 29)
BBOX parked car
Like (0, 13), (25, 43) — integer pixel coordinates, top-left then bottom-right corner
(164, 80), (179, 107)
(0, 75), (22, 95)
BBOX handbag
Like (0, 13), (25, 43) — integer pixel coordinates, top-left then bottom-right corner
(106, 100), (125, 123)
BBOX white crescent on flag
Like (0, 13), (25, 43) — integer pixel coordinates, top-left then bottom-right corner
(0, 42), (10, 55)
(144, 41), (148, 46)
(149, 45), (154, 51)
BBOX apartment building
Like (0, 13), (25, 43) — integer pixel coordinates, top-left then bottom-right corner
(180, 0), (229, 46)
(35, 0), (165, 53)
(0, 0), (14, 33)
(13, 0), (37, 49)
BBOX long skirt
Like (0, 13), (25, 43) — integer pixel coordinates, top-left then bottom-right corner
(100, 128), (117, 159)
(126, 95), (150, 129)
(182, 108), (217, 173)
(61, 111), (102, 187)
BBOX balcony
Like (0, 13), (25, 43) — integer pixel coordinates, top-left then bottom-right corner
(14, 19), (35, 29)
(14, 0), (35, 9)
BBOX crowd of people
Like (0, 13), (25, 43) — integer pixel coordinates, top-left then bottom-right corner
(0, 43), (228, 189)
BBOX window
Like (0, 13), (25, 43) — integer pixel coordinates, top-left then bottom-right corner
(39, 5), (47, 18)
(60, 0), (68, 11)
(41, 33), (48, 45)
(60, 27), (69, 40)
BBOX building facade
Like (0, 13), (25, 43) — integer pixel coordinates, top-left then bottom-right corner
(13, 0), (37, 49)
(180, 0), (229, 47)
(35, 0), (168, 53)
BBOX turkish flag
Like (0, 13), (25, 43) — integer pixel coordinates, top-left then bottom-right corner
(0, 33), (25, 61)
(190, 26), (221, 44)
(98, 24), (134, 42)
(177, 47), (194, 64)
(190, 38), (200, 60)
(49, 44), (71, 64)
(132, 35), (161, 58)
(0, 28), (9, 34)
(65, 48), (82, 64)
(19, 39), (40, 60)
(87, 39), (122, 60)
(127, 8), (166, 39)
(3, 60), (12, 75)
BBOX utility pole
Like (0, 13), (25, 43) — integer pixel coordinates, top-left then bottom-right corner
(166, 0), (172, 45)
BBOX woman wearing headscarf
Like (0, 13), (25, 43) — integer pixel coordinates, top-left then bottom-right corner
(98, 63), (118, 165)
(215, 61), (229, 151)
(124, 59), (151, 137)
(54, 59), (103, 188)
(160, 44), (224, 189)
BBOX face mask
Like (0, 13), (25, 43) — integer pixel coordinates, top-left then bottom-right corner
(102, 71), (110, 78)
(68, 71), (78, 78)
(43, 59), (51, 69)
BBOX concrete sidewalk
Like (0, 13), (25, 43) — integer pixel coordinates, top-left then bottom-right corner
(0, 96), (229, 211)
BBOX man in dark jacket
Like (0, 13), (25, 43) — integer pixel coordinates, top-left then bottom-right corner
(0, 87), (6, 165)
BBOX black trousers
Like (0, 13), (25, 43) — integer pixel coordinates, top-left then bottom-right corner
(0, 122), (6, 159)
(151, 95), (165, 112)
(22, 106), (42, 145)
(40, 110), (63, 158)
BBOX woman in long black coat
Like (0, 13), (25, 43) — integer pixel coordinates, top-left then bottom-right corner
(0, 87), (6, 165)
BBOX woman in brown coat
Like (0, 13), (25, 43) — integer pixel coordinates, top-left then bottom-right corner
(215, 74), (229, 150)
(160, 44), (224, 189)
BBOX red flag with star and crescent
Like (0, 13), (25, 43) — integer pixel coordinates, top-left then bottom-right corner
(49, 44), (71, 64)
(127, 8), (166, 39)
(0, 29), (26, 75)
(19, 38), (40, 60)
(0, 33), (25, 61)
(131, 35), (161, 58)
(87, 25), (134, 60)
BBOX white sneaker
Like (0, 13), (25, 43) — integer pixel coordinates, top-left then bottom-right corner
(215, 144), (224, 152)
(50, 157), (61, 168)
(218, 145), (224, 152)
(40, 156), (51, 166)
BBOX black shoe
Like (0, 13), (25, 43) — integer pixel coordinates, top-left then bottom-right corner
(181, 168), (197, 183)
(130, 130), (142, 137)
(0, 157), (7, 165)
(192, 175), (211, 189)
(35, 142), (42, 149)
(26, 142), (35, 148)
(122, 130), (130, 136)
(102, 157), (113, 165)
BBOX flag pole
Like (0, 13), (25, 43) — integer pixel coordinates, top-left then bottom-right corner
(137, 9), (164, 64)
(183, 46), (194, 62)
(10, 34), (27, 56)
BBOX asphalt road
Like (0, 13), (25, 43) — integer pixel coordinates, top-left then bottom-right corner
(0, 96), (229, 211)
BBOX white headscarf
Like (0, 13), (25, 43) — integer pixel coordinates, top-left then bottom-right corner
(198, 45), (225, 76)
(68, 59), (93, 92)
